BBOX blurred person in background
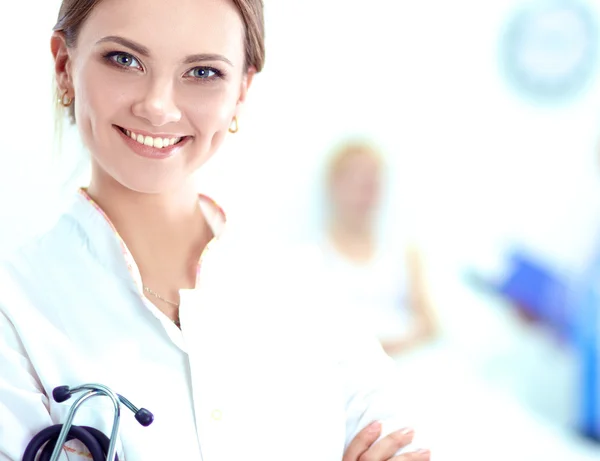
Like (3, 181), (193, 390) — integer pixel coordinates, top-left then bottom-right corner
(320, 139), (438, 358)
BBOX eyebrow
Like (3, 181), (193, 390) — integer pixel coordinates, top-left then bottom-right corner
(96, 35), (233, 66)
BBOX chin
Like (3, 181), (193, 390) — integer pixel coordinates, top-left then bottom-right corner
(133, 177), (191, 195)
(102, 165), (190, 195)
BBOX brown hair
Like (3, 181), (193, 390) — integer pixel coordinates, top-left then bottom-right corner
(53, 0), (265, 123)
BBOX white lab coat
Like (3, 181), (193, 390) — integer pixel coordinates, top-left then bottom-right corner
(0, 190), (417, 461)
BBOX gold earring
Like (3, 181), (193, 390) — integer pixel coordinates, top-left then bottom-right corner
(59, 90), (73, 107)
(228, 116), (239, 134)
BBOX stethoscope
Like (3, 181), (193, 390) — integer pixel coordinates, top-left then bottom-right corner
(23, 383), (154, 461)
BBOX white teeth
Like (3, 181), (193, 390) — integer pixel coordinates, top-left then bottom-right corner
(122, 128), (182, 149)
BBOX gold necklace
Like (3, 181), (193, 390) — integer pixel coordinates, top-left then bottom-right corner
(143, 285), (181, 327)
(143, 286), (179, 307)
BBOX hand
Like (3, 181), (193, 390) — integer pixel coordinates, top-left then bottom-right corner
(342, 422), (431, 461)
(380, 338), (415, 357)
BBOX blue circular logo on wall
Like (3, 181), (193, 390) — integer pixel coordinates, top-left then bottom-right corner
(501, 0), (598, 103)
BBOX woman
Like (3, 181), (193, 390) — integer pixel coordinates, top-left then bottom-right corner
(321, 140), (437, 357)
(0, 0), (430, 460)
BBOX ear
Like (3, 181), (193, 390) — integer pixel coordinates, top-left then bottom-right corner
(236, 66), (257, 107)
(51, 32), (73, 96)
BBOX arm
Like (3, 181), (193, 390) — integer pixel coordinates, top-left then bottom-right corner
(309, 244), (430, 456)
(340, 330), (429, 461)
(381, 246), (438, 356)
(336, 319), (429, 456)
(0, 307), (63, 461)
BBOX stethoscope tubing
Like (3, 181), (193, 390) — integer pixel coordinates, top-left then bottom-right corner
(23, 383), (153, 461)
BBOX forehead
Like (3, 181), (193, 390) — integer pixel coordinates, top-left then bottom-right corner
(78, 0), (245, 60)
(338, 152), (381, 173)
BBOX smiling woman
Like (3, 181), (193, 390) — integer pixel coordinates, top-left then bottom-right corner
(51, 0), (258, 195)
(0, 0), (430, 460)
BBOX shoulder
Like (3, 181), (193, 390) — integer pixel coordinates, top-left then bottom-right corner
(0, 209), (88, 316)
(4, 211), (84, 272)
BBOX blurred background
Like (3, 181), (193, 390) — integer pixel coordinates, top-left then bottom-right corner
(2, 0), (600, 459)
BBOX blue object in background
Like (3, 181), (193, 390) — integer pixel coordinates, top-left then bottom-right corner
(467, 248), (599, 441)
(571, 251), (600, 442)
(497, 251), (573, 340)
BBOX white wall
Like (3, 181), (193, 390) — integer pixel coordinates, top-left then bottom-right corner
(215, 0), (600, 278)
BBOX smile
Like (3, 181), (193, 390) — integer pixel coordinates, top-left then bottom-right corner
(115, 125), (191, 160)
(116, 126), (186, 149)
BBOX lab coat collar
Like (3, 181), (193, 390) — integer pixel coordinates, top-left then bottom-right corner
(71, 188), (226, 290)
(65, 189), (226, 342)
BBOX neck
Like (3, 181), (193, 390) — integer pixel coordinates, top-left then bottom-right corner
(86, 169), (212, 291)
(87, 175), (201, 231)
(328, 214), (376, 264)
(330, 212), (374, 240)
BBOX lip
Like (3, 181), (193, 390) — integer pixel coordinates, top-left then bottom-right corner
(114, 125), (190, 160)
(118, 125), (190, 139)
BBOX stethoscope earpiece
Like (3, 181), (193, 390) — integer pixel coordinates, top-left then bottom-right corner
(52, 385), (72, 403)
(134, 408), (154, 427)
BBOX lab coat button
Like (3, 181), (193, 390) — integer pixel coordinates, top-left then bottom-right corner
(211, 409), (222, 421)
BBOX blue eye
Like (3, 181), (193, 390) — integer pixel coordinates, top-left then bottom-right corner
(187, 67), (220, 79)
(106, 52), (141, 69)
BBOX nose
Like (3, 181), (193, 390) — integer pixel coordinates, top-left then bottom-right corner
(132, 78), (182, 126)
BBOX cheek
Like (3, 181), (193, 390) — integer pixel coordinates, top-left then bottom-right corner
(73, 65), (131, 134)
(333, 178), (379, 209)
(180, 86), (237, 130)
(331, 183), (352, 207)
